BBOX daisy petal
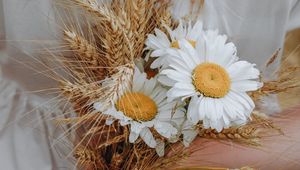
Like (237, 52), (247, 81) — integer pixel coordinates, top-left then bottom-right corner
(161, 69), (192, 83)
(155, 139), (165, 157)
(227, 61), (260, 81)
(178, 39), (201, 64)
(140, 128), (157, 148)
(167, 87), (196, 101)
(152, 49), (167, 57)
(172, 107), (186, 128)
(156, 110), (172, 122)
(155, 28), (171, 47)
(129, 132), (139, 143)
(187, 96), (200, 125)
(157, 75), (176, 86)
(131, 122), (144, 134)
(133, 72), (146, 92)
(154, 121), (178, 138)
(143, 77), (157, 96)
(187, 20), (203, 41)
(231, 80), (263, 92)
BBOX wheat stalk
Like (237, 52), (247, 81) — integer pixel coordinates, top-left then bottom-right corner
(60, 81), (101, 102)
(64, 30), (107, 80)
(198, 125), (261, 146)
(89, 64), (134, 112)
(71, 0), (112, 20)
(126, 0), (152, 59)
(74, 146), (108, 169)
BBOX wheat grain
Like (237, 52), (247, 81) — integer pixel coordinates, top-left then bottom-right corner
(74, 146), (107, 169)
(198, 125), (261, 146)
(64, 30), (107, 80)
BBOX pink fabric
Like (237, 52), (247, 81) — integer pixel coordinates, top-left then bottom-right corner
(177, 108), (300, 169)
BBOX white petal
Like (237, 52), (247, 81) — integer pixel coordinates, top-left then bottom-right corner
(210, 119), (224, 132)
(187, 21), (203, 41)
(105, 117), (114, 125)
(222, 98), (238, 120)
(195, 36), (206, 61)
(155, 139), (165, 157)
(178, 39), (201, 64)
(231, 80), (262, 92)
(152, 49), (167, 57)
(173, 21), (186, 39)
(167, 87), (196, 101)
(165, 49), (194, 73)
(154, 121), (178, 138)
(155, 28), (171, 47)
(131, 122), (144, 134)
(204, 97), (217, 120)
(120, 119), (130, 126)
(169, 61), (193, 77)
(149, 86), (161, 100)
(214, 98), (224, 119)
(187, 96), (200, 125)
(146, 34), (167, 49)
(198, 96), (206, 120)
(158, 101), (176, 111)
(143, 120), (155, 127)
(227, 61), (260, 81)
(129, 132), (139, 143)
(222, 115), (231, 127)
(172, 107), (186, 128)
(230, 91), (255, 110)
(182, 121), (198, 147)
(157, 75), (176, 86)
(156, 110), (172, 122)
(174, 82), (195, 92)
(151, 56), (167, 69)
(161, 69), (192, 83)
(177, 48), (197, 70)
(143, 78), (157, 96)
(163, 24), (176, 41)
(222, 92), (250, 120)
(133, 72), (147, 92)
(153, 88), (167, 104)
(183, 129), (198, 147)
(93, 102), (103, 111)
(217, 42), (238, 67)
(140, 128), (157, 148)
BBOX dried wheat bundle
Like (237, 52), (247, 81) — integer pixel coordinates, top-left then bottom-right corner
(41, 0), (300, 169)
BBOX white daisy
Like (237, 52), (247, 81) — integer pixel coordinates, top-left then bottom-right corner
(94, 67), (181, 154)
(145, 20), (204, 69)
(159, 30), (263, 132)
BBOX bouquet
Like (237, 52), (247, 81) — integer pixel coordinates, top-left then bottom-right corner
(41, 0), (300, 169)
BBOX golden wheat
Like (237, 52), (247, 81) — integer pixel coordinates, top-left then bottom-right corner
(63, 30), (107, 80)
(74, 146), (108, 169)
(50, 1), (282, 170)
(198, 125), (261, 146)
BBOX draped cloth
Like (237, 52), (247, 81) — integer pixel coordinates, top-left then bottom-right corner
(0, 0), (299, 169)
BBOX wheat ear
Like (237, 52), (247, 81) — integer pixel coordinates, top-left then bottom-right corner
(198, 125), (261, 146)
(64, 30), (107, 80)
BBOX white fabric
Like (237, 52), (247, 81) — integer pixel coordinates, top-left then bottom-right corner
(0, 51), (71, 170)
(0, 0), (300, 169)
(0, 76), (53, 170)
(173, 0), (300, 72)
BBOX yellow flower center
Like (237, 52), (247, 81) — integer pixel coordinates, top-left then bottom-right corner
(116, 92), (158, 121)
(192, 63), (231, 98)
(171, 40), (196, 49)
